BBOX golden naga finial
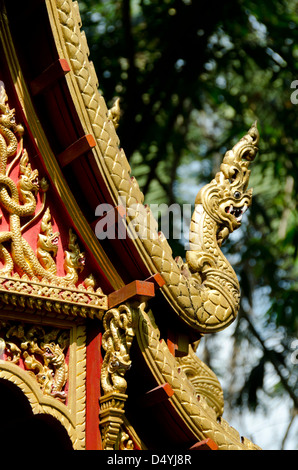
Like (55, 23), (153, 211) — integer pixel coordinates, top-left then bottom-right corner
(184, 123), (259, 331)
(194, 122), (259, 239)
(219, 120), (259, 194)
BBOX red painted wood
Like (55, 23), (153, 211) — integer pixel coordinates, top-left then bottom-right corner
(108, 280), (155, 308)
(142, 383), (174, 408)
(189, 438), (218, 450)
(30, 58), (70, 95)
(86, 325), (103, 450)
(145, 273), (166, 289)
(57, 134), (97, 167)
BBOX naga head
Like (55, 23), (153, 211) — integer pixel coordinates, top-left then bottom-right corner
(19, 150), (40, 195)
(196, 122), (259, 244)
(42, 342), (64, 365)
(64, 229), (86, 273)
(38, 207), (60, 256)
(37, 233), (60, 256)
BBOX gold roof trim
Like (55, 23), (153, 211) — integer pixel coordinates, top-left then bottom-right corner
(38, 0), (261, 449)
(47, 0), (258, 334)
(135, 303), (261, 450)
(0, 273), (107, 320)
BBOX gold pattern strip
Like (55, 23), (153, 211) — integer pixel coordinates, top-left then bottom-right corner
(0, 275), (107, 319)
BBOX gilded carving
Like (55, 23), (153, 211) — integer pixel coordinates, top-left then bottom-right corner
(0, 0), (261, 449)
(176, 344), (224, 418)
(50, 0), (259, 334)
(119, 431), (134, 450)
(100, 304), (135, 450)
(0, 84), (107, 319)
(0, 84), (85, 286)
(0, 320), (69, 401)
(184, 122), (259, 327)
(0, 273), (107, 319)
(99, 392), (129, 451)
(101, 304), (134, 395)
(135, 302), (261, 450)
(37, 207), (60, 275)
(48, 1), (261, 448)
(108, 98), (121, 130)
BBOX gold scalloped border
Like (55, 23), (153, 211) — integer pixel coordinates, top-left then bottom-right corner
(45, 0), (242, 333)
(135, 304), (261, 450)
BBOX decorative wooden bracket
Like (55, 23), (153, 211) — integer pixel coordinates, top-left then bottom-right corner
(30, 58), (71, 95)
(108, 280), (155, 308)
(167, 330), (190, 358)
(141, 383), (174, 408)
(57, 134), (97, 167)
(144, 273), (166, 289)
(108, 274), (165, 309)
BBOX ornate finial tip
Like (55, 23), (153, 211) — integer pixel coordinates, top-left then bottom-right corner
(108, 97), (121, 129)
(248, 120), (259, 147)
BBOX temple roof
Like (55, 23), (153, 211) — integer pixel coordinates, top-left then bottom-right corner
(0, 0), (261, 450)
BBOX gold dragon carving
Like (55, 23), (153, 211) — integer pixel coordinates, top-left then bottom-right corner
(0, 321), (87, 449)
(183, 122), (259, 329)
(0, 84), (90, 288)
(0, 320), (69, 401)
(99, 303), (135, 450)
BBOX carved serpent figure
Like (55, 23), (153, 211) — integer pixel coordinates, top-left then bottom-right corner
(50, 1), (261, 448)
(0, 86), (24, 173)
(42, 342), (68, 400)
(101, 305), (134, 394)
(37, 207), (60, 275)
(184, 122), (259, 330)
(0, 321), (69, 401)
(52, 1), (259, 332)
(0, 87), (85, 285)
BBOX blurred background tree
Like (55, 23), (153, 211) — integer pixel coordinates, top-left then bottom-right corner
(78, 0), (298, 449)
